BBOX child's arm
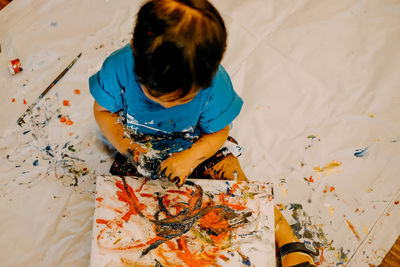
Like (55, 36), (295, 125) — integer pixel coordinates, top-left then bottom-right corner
(93, 101), (147, 157)
(159, 125), (229, 186)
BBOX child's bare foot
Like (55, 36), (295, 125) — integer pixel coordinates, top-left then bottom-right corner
(202, 154), (247, 181)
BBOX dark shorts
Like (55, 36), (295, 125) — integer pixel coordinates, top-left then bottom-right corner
(110, 136), (239, 178)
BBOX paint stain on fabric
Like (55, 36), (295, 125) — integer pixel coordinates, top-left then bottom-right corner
(345, 219), (361, 241)
(314, 160), (342, 177)
(354, 147), (369, 158)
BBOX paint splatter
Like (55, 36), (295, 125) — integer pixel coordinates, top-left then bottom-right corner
(314, 160), (342, 177)
(50, 22), (57, 27)
(354, 147), (369, 158)
(345, 219), (361, 241)
(74, 89), (80, 94)
(23, 99), (27, 105)
(12, 98), (15, 102)
(33, 159), (39, 166)
(395, 201), (399, 205)
(63, 100), (70, 106)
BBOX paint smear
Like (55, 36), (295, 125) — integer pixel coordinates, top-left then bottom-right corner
(363, 224), (369, 234)
(354, 147), (369, 158)
(345, 219), (361, 241)
(314, 160), (342, 177)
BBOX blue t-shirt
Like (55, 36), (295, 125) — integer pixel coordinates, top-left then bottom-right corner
(89, 44), (243, 156)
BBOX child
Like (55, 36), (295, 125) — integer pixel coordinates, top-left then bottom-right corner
(90, 0), (316, 266)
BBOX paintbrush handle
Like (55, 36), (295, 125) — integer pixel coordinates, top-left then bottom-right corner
(17, 53), (82, 126)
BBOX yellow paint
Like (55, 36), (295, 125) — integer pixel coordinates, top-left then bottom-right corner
(281, 188), (288, 196)
(363, 224), (369, 234)
(113, 236), (123, 245)
(329, 205), (335, 214)
(314, 160), (342, 178)
(369, 113), (374, 118)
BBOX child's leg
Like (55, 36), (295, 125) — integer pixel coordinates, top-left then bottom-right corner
(202, 154), (247, 181)
(275, 207), (315, 266)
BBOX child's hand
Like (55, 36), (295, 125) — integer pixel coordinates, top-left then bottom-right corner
(159, 151), (198, 186)
(126, 142), (148, 164)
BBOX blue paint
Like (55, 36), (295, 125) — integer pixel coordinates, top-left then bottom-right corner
(33, 159), (39, 166)
(50, 22), (57, 27)
(242, 258), (251, 266)
(354, 147), (369, 158)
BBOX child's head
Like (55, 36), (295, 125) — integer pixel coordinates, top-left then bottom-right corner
(132, 0), (227, 101)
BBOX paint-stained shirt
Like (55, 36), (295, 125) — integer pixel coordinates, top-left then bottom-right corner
(89, 44), (243, 155)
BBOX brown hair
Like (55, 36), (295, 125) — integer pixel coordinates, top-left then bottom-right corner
(132, 0), (227, 98)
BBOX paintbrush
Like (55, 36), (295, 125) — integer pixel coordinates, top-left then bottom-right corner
(16, 52), (82, 126)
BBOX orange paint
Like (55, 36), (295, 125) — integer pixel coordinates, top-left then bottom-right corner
(140, 193), (154, 198)
(96, 197), (104, 203)
(317, 247), (325, 265)
(199, 209), (230, 230)
(329, 186), (335, 192)
(175, 236), (212, 267)
(219, 254), (229, 261)
(345, 219), (361, 241)
(60, 116), (67, 123)
(167, 190), (190, 197)
(228, 183), (240, 195)
(65, 119), (74, 125)
(63, 100), (70, 106)
(11, 98), (15, 102)
(74, 89), (80, 94)
(135, 179), (149, 192)
(96, 219), (109, 224)
(115, 180), (146, 221)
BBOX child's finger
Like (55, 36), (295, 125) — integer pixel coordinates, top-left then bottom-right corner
(176, 176), (186, 187)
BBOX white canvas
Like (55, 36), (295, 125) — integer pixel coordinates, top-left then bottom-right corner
(90, 176), (275, 267)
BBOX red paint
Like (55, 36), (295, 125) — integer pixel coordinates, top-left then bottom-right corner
(63, 100), (70, 106)
(96, 197), (104, 203)
(135, 179), (149, 192)
(395, 201), (399, 205)
(309, 176), (314, 183)
(23, 99), (27, 105)
(140, 193), (154, 198)
(11, 98), (15, 102)
(8, 58), (23, 75)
